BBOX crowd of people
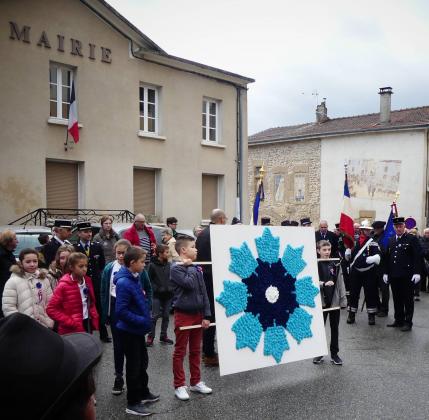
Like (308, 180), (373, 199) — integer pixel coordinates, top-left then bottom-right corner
(0, 209), (426, 418)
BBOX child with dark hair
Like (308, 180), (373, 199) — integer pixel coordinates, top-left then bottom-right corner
(2, 248), (53, 328)
(147, 244), (174, 346)
(114, 246), (159, 416)
(171, 237), (212, 401)
(313, 240), (346, 366)
(47, 252), (99, 335)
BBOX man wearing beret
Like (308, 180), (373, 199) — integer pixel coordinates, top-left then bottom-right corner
(383, 217), (422, 331)
(74, 221), (109, 342)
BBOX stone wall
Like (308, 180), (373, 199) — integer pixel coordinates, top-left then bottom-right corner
(248, 139), (321, 225)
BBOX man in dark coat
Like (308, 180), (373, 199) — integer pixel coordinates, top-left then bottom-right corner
(419, 227), (429, 292)
(74, 221), (109, 341)
(315, 220), (339, 257)
(42, 219), (72, 267)
(0, 230), (18, 318)
(195, 209), (227, 367)
(383, 217), (422, 331)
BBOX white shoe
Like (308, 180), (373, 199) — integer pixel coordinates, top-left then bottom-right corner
(175, 386), (190, 401)
(189, 381), (212, 394)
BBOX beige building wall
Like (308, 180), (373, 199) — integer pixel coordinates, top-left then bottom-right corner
(0, 0), (251, 227)
(248, 140), (321, 225)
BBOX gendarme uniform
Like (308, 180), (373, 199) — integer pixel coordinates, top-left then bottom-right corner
(42, 219), (72, 267)
(347, 220), (381, 325)
(384, 217), (422, 330)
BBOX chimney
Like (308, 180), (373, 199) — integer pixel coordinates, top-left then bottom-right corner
(316, 100), (329, 123)
(379, 87), (393, 123)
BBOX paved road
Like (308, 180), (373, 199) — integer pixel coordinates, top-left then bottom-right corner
(96, 294), (429, 419)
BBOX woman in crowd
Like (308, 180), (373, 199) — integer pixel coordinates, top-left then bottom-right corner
(94, 215), (120, 264)
(0, 229), (18, 317)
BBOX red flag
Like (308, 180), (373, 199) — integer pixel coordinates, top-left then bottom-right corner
(339, 171), (354, 248)
(67, 80), (79, 143)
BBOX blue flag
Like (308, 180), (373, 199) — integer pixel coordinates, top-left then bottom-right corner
(381, 209), (395, 249)
(252, 181), (265, 225)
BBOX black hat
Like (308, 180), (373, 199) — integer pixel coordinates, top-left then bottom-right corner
(335, 223), (340, 229)
(281, 220), (290, 226)
(54, 219), (72, 229)
(300, 217), (312, 226)
(261, 217), (271, 226)
(290, 221), (299, 226)
(75, 221), (92, 231)
(372, 220), (386, 229)
(393, 217), (405, 225)
(0, 313), (102, 420)
(231, 217), (242, 225)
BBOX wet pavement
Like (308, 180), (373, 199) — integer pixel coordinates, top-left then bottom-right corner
(96, 294), (429, 419)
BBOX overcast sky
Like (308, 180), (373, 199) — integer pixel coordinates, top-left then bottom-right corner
(108, 0), (429, 135)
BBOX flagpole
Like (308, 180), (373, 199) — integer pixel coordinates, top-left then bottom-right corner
(64, 129), (69, 151)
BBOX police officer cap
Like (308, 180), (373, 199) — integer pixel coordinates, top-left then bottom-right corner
(53, 219), (72, 228)
(75, 221), (92, 231)
(261, 217), (271, 226)
(393, 217), (405, 225)
(281, 220), (290, 226)
(372, 220), (386, 229)
(290, 221), (299, 226)
(300, 217), (311, 226)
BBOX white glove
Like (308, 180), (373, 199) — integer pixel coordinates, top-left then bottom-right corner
(383, 274), (389, 284)
(366, 255), (381, 265)
(344, 248), (352, 261)
(412, 274), (421, 284)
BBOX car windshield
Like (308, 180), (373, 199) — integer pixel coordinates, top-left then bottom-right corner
(14, 233), (46, 258)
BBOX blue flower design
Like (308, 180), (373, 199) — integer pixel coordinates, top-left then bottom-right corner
(216, 228), (319, 363)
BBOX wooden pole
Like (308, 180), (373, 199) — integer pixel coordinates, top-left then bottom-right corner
(179, 323), (216, 331)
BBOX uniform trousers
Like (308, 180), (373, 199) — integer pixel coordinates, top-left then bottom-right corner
(390, 276), (414, 325)
(349, 269), (378, 313)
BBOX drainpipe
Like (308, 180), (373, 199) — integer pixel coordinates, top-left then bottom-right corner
(236, 86), (243, 220)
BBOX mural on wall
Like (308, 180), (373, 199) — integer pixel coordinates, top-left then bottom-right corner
(347, 159), (401, 201)
(211, 225), (327, 376)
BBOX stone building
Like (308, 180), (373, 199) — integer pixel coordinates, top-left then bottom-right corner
(249, 88), (429, 229)
(0, 0), (253, 227)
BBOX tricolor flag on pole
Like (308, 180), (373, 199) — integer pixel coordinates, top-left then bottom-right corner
(339, 167), (355, 248)
(380, 207), (395, 249)
(252, 179), (265, 225)
(67, 80), (79, 143)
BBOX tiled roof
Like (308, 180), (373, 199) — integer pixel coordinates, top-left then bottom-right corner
(249, 106), (429, 145)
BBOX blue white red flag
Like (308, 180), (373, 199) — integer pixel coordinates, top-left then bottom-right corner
(339, 171), (354, 248)
(381, 208), (395, 249)
(67, 80), (79, 143)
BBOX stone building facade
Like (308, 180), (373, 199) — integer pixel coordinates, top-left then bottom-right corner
(248, 139), (321, 225)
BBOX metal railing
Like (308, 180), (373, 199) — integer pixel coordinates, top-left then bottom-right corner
(9, 208), (136, 226)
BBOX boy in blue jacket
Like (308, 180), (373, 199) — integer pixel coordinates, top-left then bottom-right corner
(115, 246), (159, 417)
(170, 237), (212, 401)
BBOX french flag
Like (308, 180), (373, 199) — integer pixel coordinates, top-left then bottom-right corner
(67, 80), (79, 143)
(252, 180), (265, 225)
(339, 171), (354, 248)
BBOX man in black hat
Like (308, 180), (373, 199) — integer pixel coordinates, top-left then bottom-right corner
(281, 220), (291, 226)
(371, 220), (389, 317)
(0, 313), (102, 420)
(74, 221), (109, 342)
(300, 217), (312, 227)
(42, 219), (73, 267)
(261, 216), (271, 226)
(290, 221), (299, 227)
(383, 217), (422, 331)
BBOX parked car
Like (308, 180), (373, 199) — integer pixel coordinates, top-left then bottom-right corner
(0, 225), (52, 258)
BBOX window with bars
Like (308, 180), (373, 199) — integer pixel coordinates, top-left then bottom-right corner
(202, 99), (219, 142)
(139, 85), (158, 133)
(49, 64), (73, 119)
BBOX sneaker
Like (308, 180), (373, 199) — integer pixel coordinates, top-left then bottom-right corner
(160, 336), (174, 345)
(141, 392), (160, 404)
(312, 356), (324, 364)
(189, 381), (212, 394)
(125, 402), (152, 416)
(112, 376), (124, 395)
(175, 386), (190, 401)
(146, 336), (154, 347)
(331, 354), (343, 365)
